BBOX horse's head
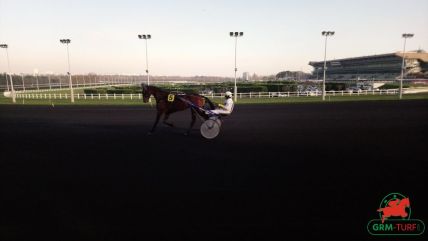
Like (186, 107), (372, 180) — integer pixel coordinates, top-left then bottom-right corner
(401, 197), (410, 207)
(142, 84), (151, 103)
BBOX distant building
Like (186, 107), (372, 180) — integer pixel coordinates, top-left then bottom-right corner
(242, 72), (250, 81)
(276, 71), (311, 81)
(309, 50), (428, 82)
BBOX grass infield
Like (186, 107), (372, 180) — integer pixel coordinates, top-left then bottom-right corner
(1, 93), (428, 106)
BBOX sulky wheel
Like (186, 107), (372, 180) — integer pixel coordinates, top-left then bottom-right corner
(200, 119), (221, 139)
(209, 116), (222, 128)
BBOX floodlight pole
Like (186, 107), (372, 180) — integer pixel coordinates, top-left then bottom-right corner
(145, 37), (150, 86)
(138, 34), (151, 86)
(1, 44), (16, 103)
(234, 36), (237, 101)
(400, 33), (414, 99)
(60, 39), (74, 103)
(35, 72), (40, 90)
(321, 31), (334, 101)
(21, 74), (25, 91)
(5, 73), (9, 91)
(230, 32), (244, 102)
(48, 74), (52, 89)
(66, 42), (74, 102)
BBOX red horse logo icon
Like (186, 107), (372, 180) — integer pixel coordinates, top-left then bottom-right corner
(377, 197), (410, 223)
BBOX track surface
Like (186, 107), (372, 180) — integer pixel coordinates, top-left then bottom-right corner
(1, 101), (427, 240)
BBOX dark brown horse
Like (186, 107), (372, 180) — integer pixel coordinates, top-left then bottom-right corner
(142, 84), (215, 135)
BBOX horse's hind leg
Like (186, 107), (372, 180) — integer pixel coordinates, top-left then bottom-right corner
(185, 109), (197, 136)
(163, 113), (174, 127)
(148, 112), (162, 135)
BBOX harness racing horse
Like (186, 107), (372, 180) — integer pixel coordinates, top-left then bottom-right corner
(142, 84), (215, 135)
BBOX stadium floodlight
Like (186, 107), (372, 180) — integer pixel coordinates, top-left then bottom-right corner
(0, 43), (16, 103)
(402, 33), (414, 38)
(60, 39), (71, 44)
(321, 31), (335, 101)
(138, 34), (151, 86)
(230, 31), (244, 102)
(60, 38), (74, 103)
(399, 33), (414, 100)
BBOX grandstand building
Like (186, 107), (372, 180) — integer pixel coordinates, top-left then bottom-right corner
(309, 50), (428, 82)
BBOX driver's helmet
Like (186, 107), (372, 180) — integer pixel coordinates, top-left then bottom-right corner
(225, 91), (232, 98)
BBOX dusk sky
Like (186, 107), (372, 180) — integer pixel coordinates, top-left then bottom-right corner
(0, 0), (427, 76)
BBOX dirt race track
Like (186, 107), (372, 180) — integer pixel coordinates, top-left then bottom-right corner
(1, 100), (427, 240)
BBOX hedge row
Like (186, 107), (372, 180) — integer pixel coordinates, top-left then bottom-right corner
(83, 82), (300, 94)
(379, 83), (410, 89)
(84, 86), (142, 94)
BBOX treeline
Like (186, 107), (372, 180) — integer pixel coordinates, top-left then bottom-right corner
(83, 81), (301, 94)
(84, 81), (372, 95)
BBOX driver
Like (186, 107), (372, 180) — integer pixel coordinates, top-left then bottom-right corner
(208, 91), (234, 115)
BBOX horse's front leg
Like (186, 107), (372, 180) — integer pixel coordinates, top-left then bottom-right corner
(163, 113), (174, 127)
(185, 108), (197, 136)
(148, 111), (163, 135)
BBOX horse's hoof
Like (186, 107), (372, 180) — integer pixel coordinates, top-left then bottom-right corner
(147, 132), (153, 136)
(164, 123), (174, 128)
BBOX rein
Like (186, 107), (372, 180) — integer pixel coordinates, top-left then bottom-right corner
(177, 96), (216, 116)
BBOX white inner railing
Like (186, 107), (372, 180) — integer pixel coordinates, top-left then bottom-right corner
(12, 89), (400, 100)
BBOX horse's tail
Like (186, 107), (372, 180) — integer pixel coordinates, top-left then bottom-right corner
(203, 96), (215, 110)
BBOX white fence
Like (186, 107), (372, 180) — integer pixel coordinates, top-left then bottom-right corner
(208, 89), (399, 98)
(12, 83), (134, 94)
(14, 89), (399, 100)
